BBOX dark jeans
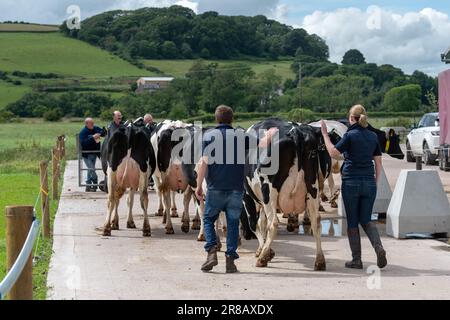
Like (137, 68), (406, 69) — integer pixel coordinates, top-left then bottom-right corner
(83, 154), (98, 185)
(342, 177), (377, 229)
(204, 190), (244, 259)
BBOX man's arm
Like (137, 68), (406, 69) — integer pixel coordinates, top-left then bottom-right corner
(195, 156), (208, 200)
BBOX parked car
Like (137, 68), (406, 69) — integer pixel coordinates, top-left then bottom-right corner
(406, 113), (440, 165)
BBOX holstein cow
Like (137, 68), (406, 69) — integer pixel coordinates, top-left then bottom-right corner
(151, 120), (201, 234)
(100, 121), (156, 237)
(310, 120), (349, 208)
(241, 118), (331, 269)
(310, 120), (405, 211)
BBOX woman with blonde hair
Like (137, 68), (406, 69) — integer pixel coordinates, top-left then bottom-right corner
(321, 105), (387, 269)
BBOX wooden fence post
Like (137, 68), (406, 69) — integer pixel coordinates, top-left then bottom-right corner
(5, 206), (34, 300)
(40, 161), (50, 238)
(52, 147), (59, 200)
(60, 136), (66, 159)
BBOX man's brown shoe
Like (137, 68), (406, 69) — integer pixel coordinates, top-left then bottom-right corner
(226, 256), (238, 273)
(201, 247), (218, 272)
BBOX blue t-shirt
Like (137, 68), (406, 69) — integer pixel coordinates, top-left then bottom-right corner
(335, 123), (382, 180)
(202, 124), (246, 191)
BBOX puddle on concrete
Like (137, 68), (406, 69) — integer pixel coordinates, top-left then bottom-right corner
(298, 219), (343, 237)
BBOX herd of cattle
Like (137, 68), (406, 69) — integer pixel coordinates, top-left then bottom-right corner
(98, 118), (404, 270)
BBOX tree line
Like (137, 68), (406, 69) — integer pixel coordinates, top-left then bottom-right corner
(60, 5), (329, 61)
(3, 51), (437, 122)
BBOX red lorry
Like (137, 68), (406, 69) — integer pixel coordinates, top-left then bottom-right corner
(438, 52), (450, 171)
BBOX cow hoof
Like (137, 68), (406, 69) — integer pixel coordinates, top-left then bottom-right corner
(155, 209), (164, 217)
(197, 234), (205, 242)
(102, 228), (112, 237)
(319, 205), (326, 212)
(127, 221), (136, 229)
(256, 259), (268, 268)
(166, 228), (175, 235)
(330, 201), (338, 209)
(171, 213), (179, 218)
(142, 230), (152, 237)
(287, 224), (296, 233)
(111, 222), (119, 231)
(282, 212), (289, 219)
(191, 220), (200, 230)
(314, 261), (326, 271)
(181, 224), (190, 234)
(321, 194), (329, 202)
(268, 249), (276, 262)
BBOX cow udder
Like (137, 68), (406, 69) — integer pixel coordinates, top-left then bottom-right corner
(278, 169), (307, 214)
(164, 163), (188, 192)
(116, 156), (141, 190)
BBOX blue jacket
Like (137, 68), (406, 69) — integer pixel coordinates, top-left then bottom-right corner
(335, 123), (382, 179)
(79, 126), (105, 158)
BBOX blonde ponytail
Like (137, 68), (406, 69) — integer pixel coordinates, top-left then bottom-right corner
(349, 104), (368, 128)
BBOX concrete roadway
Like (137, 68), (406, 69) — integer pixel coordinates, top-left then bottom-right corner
(47, 156), (450, 300)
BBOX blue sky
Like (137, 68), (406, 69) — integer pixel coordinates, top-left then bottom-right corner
(0, 1), (449, 75)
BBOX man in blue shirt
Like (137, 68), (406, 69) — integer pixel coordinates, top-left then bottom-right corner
(196, 105), (246, 273)
(79, 118), (106, 192)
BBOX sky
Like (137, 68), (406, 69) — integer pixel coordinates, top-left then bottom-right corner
(1, 0), (449, 76)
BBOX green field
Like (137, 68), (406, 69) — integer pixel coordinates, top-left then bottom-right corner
(142, 59), (295, 80)
(0, 81), (30, 109)
(0, 120), (84, 299)
(0, 33), (144, 78)
(0, 23), (59, 32)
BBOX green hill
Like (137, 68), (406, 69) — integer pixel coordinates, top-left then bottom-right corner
(0, 82), (30, 109)
(0, 23), (59, 32)
(0, 33), (145, 78)
(142, 59), (295, 80)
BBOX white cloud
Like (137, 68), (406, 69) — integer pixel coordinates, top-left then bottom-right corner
(301, 6), (450, 76)
(270, 4), (288, 23)
(175, 0), (199, 13)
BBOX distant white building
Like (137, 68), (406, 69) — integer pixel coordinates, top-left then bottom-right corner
(136, 77), (174, 93)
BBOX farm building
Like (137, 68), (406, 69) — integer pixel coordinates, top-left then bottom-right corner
(135, 77), (174, 93)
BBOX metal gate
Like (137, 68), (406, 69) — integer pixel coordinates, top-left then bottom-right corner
(76, 134), (105, 188)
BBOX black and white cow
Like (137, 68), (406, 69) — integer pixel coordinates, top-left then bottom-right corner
(310, 120), (405, 210)
(100, 121), (156, 237)
(241, 118), (331, 270)
(151, 120), (200, 234)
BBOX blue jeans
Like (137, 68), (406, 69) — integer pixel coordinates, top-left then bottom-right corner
(204, 190), (244, 259)
(341, 177), (377, 229)
(83, 154), (98, 185)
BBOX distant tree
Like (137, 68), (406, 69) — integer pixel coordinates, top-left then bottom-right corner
(139, 41), (158, 58)
(200, 48), (210, 59)
(342, 49), (366, 65)
(384, 84), (421, 112)
(181, 43), (193, 58)
(161, 41), (178, 58)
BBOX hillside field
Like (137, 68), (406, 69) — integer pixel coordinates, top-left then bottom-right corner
(142, 59), (295, 80)
(0, 23), (59, 32)
(0, 81), (30, 109)
(0, 33), (144, 78)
